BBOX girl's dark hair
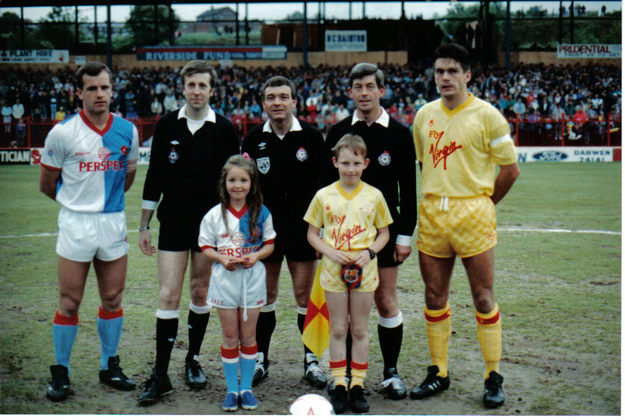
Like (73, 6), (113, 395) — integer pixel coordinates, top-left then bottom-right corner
(218, 154), (263, 235)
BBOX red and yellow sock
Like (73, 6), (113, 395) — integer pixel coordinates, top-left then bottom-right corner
(329, 359), (348, 388)
(424, 304), (451, 377)
(476, 303), (502, 379)
(350, 361), (368, 388)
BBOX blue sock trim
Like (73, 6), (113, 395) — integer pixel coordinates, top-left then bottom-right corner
(222, 360), (240, 393)
(53, 323), (78, 376)
(97, 316), (124, 369)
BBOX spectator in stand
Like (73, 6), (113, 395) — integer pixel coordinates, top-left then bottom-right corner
(37, 91), (48, 120)
(55, 106), (66, 122)
(163, 89), (178, 113)
(150, 97), (163, 116)
(15, 117), (26, 147)
(335, 104), (350, 122)
(512, 98), (526, 118)
(249, 98), (262, 118)
(2, 101), (12, 133)
(12, 98), (25, 122)
(414, 94), (427, 111)
(49, 89), (58, 120)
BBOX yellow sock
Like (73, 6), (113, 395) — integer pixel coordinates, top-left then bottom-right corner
(424, 305), (451, 377)
(329, 359), (347, 387)
(350, 361), (368, 388)
(476, 303), (502, 379)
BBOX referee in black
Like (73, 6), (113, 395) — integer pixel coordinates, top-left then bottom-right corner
(325, 63), (417, 400)
(137, 60), (240, 406)
(242, 76), (333, 389)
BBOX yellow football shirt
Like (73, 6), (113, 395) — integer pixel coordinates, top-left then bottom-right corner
(304, 181), (393, 251)
(413, 93), (518, 197)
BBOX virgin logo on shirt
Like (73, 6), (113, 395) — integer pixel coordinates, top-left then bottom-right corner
(330, 214), (366, 250)
(428, 129), (462, 170)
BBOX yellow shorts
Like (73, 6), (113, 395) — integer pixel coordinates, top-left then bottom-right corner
(320, 251), (379, 293)
(417, 195), (497, 258)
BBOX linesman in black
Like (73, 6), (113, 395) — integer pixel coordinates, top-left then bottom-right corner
(242, 76), (333, 389)
(137, 60), (240, 405)
(325, 63), (417, 400)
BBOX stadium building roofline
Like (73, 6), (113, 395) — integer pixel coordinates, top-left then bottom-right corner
(1, 0), (508, 6)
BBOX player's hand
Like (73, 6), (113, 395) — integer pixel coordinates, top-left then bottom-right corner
(353, 250), (371, 268)
(240, 253), (258, 269)
(327, 249), (352, 266)
(222, 256), (240, 271)
(394, 245), (412, 263)
(138, 230), (156, 256)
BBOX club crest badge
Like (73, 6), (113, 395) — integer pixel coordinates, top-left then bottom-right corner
(232, 231), (246, 246)
(257, 157), (270, 174)
(296, 147), (308, 162)
(378, 151), (391, 166)
(168, 148), (178, 164)
(98, 147), (111, 161)
(341, 264), (362, 290)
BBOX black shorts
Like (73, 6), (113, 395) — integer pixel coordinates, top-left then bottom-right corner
(376, 226), (402, 268)
(158, 216), (202, 253)
(264, 219), (316, 263)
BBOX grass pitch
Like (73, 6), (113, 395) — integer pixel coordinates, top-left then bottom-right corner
(0, 162), (620, 415)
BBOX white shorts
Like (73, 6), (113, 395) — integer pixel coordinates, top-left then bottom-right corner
(56, 207), (129, 262)
(207, 262), (266, 309)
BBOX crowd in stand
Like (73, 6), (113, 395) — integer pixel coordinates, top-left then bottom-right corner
(0, 61), (621, 142)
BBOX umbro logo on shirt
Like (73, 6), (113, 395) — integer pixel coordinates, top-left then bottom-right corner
(258, 142), (267, 150)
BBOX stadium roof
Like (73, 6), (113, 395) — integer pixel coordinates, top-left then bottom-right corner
(1, 0), (507, 6)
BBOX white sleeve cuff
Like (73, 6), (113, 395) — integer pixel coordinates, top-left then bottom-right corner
(395, 234), (412, 247)
(490, 134), (513, 147)
(142, 199), (158, 210)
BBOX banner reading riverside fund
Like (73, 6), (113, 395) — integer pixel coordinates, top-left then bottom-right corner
(137, 45), (287, 61)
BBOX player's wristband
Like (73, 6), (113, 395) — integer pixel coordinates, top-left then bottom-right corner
(366, 248), (376, 260)
(138, 226), (150, 232)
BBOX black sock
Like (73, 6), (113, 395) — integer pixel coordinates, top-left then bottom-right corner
(186, 310), (209, 361)
(297, 312), (315, 359)
(346, 327), (352, 376)
(378, 323), (403, 372)
(155, 317), (178, 377)
(256, 310), (276, 367)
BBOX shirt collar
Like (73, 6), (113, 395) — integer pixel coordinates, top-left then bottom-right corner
(351, 107), (389, 128)
(262, 117), (303, 133)
(177, 105), (216, 123)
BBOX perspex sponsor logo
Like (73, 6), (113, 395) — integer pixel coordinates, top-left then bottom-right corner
(79, 160), (123, 171)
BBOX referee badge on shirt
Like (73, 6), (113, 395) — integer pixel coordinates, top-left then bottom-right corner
(168, 148), (178, 164)
(257, 157), (270, 174)
(378, 150), (391, 166)
(296, 147), (308, 162)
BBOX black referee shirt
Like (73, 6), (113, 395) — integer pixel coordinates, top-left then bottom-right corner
(142, 108), (240, 222)
(325, 113), (417, 240)
(241, 119), (333, 230)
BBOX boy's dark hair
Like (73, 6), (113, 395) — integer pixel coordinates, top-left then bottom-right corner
(433, 43), (472, 72)
(180, 60), (217, 88)
(261, 76), (296, 100)
(332, 133), (368, 159)
(349, 63), (385, 88)
(75, 62), (112, 90)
